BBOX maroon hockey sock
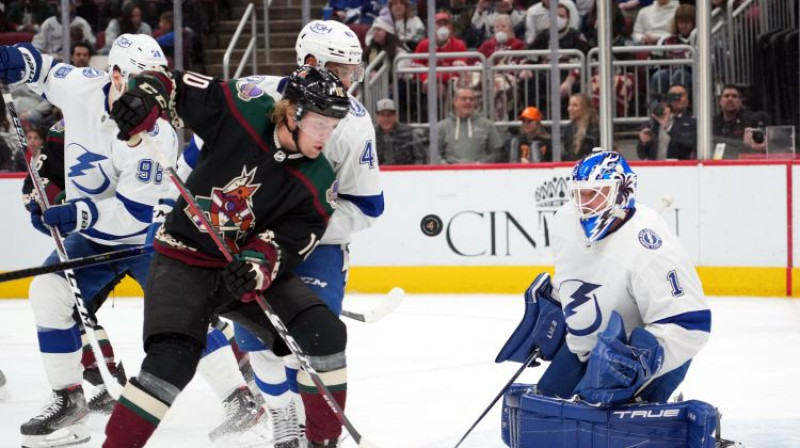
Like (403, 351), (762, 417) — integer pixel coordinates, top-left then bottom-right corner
(302, 388), (347, 443)
(103, 379), (170, 448)
(80, 326), (117, 370)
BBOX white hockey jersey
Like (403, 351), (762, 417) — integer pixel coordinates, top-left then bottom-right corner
(178, 75), (384, 245)
(25, 56), (179, 247)
(551, 203), (711, 380)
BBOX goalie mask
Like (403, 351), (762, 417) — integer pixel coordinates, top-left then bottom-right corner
(567, 151), (637, 245)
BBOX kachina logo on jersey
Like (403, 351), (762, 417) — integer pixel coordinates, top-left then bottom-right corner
(54, 66), (73, 78)
(560, 279), (603, 337)
(186, 166), (262, 243)
(349, 98), (366, 117)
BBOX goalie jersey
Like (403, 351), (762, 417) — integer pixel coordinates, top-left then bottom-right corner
(550, 203), (711, 380)
(23, 56), (179, 247)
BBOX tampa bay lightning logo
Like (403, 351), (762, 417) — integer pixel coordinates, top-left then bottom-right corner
(349, 97), (366, 117)
(68, 144), (111, 195)
(55, 66), (73, 78)
(561, 279), (603, 337)
(82, 67), (104, 78)
(638, 228), (662, 250)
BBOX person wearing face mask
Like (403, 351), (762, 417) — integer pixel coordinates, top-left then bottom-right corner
(524, 0), (581, 46)
(477, 14), (526, 121)
(471, 0), (526, 45)
(412, 11), (468, 89)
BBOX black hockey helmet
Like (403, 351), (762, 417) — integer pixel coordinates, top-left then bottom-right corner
(283, 65), (350, 121)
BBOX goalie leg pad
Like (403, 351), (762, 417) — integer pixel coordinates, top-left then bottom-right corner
(501, 390), (719, 448)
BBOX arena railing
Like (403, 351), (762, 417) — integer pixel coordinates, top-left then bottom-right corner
(222, 2), (258, 80)
(349, 51), (392, 124)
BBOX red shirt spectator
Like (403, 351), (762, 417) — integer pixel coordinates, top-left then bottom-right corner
(413, 11), (467, 84)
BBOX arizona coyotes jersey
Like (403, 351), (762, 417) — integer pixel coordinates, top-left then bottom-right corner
(551, 203), (711, 380)
(155, 72), (337, 274)
(25, 56), (179, 247)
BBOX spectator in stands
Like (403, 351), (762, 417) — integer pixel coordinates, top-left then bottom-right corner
(365, 16), (411, 75)
(387, 0), (425, 50)
(478, 13), (526, 121)
(10, 82), (57, 128)
(632, 0), (679, 45)
(324, 0), (382, 25)
(562, 93), (599, 161)
(413, 11), (468, 89)
(509, 106), (552, 162)
(152, 11), (175, 57)
(6, 0), (53, 33)
(712, 85), (769, 156)
(637, 83), (696, 159)
(32, 0), (95, 54)
(100, 0), (152, 54)
(524, 0), (580, 46)
(585, 0), (627, 49)
(650, 3), (695, 95)
(374, 98), (428, 165)
(445, 0), (481, 46)
(471, 0), (526, 45)
(70, 41), (92, 67)
(617, 0), (654, 21)
(437, 86), (505, 164)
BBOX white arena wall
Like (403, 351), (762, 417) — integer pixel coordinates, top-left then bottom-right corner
(1, 160), (798, 298)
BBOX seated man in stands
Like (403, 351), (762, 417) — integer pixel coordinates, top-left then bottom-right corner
(437, 86), (505, 164)
(712, 85), (769, 157)
(32, 0), (95, 54)
(637, 83), (696, 160)
(632, 0), (678, 45)
(70, 41), (92, 67)
(374, 98), (428, 165)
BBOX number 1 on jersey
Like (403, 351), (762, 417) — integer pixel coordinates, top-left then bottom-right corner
(667, 270), (684, 297)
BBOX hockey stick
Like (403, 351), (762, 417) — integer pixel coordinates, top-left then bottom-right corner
(0, 245), (152, 283)
(341, 287), (405, 323)
(1, 91), (123, 399)
(453, 349), (542, 448)
(146, 143), (379, 448)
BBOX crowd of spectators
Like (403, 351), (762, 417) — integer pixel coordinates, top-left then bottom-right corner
(319, 0), (787, 165)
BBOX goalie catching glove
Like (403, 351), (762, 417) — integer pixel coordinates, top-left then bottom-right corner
(111, 71), (173, 141)
(222, 250), (274, 302)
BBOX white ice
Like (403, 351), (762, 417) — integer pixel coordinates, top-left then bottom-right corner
(1, 294), (799, 448)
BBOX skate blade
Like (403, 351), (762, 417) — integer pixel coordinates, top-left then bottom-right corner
(21, 425), (91, 448)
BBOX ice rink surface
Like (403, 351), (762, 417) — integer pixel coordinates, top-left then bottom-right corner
(0, 293), (799, 448)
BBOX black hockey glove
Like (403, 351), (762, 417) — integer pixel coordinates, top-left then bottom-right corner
(111, 72), (172, 141)
(222, 250), (273, 302)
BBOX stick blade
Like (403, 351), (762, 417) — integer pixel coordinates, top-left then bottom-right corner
(361, 287), (405, 323)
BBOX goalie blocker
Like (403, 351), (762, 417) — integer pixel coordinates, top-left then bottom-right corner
(501, 384), (719, 448)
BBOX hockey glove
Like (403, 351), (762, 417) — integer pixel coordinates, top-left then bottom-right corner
(146, 199), (175, 246)
(42, 198), (98, 235)
(222, 250), (273, 302)
(495, 272), (566, 363)
(26, 200), (50, 236)
(0, 44), (40, 83)
(111, 71), (172, 141)
(574, 311), (664, 406)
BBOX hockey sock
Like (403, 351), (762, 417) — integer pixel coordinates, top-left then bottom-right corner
(284, 354), (306, 424)
(217, 320), (249, 365)
(250, 349), (292, 408)
(80, 325), (117, 373)
(299, 367), (347, 444)
(103, 372), (178, 448)
(196, 328), (246, 401)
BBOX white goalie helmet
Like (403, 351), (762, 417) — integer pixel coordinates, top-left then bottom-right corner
(108, 33), (168, 85)
(295, 20), (363, 69)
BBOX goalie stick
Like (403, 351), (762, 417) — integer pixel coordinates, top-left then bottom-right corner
(1, 90), (123, 399)
(453, 349), (542, 448)
(0, 245), (152, 283)
(145, 140), (380, 448)
(341, 287), (405, 323)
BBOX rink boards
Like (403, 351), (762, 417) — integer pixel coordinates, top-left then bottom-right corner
(1, 160), (799, 298)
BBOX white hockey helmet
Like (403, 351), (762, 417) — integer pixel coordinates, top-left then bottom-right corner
(108, 34), (169, 84)
(295, 20), (363, 68)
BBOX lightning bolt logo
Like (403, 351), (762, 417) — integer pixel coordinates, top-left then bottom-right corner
(562, 280), (603, 336)
(68, 144), (111, 195)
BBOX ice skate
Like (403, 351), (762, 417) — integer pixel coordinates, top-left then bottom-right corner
(86, 362), (127, 415)
(20, 385), (90, 448)
(270, 399), (302, 448)
(208, 386), (272, 447)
